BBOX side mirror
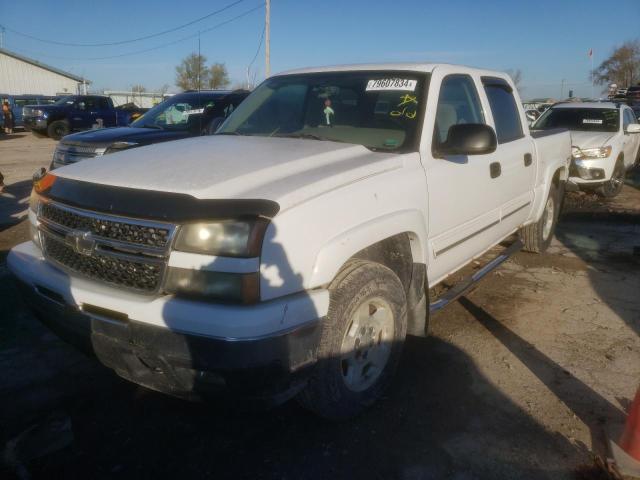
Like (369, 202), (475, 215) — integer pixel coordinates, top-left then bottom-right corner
(437, 123), (497, 156)
(626, 123), (640, 133)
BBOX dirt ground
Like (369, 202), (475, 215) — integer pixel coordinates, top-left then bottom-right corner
(0, 133), (639, 480)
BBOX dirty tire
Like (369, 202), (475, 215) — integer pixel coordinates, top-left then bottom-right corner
(297, 260), (407, 420)
(598, 158), (625, 198)
(47, 120), (69, 140)
(519, 182), (560, 254)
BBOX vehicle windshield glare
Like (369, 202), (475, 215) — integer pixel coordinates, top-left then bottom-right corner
(131, 95), (222, 130)
(533, 107), (620, 132)
(217, 71), (428, 151)
(53, 96), (75, 106)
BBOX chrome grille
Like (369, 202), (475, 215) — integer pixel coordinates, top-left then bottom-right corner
(52, 143), (107, 168)
(40, 202), (170, 249)
(38, 201), (175, 294)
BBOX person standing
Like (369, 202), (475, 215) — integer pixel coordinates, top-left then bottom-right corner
(3, 101), (14, 134)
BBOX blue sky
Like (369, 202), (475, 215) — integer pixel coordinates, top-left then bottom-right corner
(1, 0), (638, 99)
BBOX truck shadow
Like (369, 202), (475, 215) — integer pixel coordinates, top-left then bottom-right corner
(2, 226), (596, 479)
(458, 296), (625, 458)
(555, 209), (640, 337)
(0, 180), (34, 233)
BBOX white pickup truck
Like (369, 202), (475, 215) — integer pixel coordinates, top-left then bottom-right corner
(9, 63), (571, 419)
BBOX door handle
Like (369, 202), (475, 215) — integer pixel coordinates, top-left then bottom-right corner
(490, 162), (501, 178)
(524, 153), (533, 167)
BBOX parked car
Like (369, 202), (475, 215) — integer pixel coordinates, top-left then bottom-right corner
(626, 85), (640, 102)
(9, 63), (571, 419)
(50, 90), (249, 169)
(532, 102), (640, 197)
(22, 95), (146, 140)
(0, 94), (59, 129)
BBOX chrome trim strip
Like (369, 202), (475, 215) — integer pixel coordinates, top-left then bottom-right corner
(502, 201), (531, 221)
(435, 219), (500, 257)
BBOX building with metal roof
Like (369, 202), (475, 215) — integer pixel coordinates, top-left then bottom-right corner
(0, 48), (89, 96)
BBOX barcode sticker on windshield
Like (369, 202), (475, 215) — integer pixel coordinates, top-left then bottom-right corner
(366, 78), (417, 91)
(185, 108), (204, 115)
(583, 119), (603, 124)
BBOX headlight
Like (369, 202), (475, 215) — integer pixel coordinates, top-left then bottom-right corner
(572, 145), (612, 159)
(31, 109), (45, 117)
(164, 268), (259, 304)
(174, 219), (268, 257)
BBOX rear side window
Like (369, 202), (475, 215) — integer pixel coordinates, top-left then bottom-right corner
(482, 77), (523, 143)
(433, 74), (484, 147)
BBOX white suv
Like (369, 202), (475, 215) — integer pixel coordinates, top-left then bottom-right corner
(532, 102), (640, 197)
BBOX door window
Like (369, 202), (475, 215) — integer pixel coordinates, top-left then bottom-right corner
(482, 78), (523, 143)
(433, 75), (485, 148)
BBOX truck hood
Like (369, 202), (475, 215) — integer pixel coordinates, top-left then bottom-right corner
(569, 131), (615, 149)
(62, 127), (189, 147)
(53, 135), (404, 212)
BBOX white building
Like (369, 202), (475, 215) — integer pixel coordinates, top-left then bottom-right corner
(0, 48), (88, 96)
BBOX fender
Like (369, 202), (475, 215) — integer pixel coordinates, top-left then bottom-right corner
(529, 161), (568, 223)
(308, 209), (428, 290)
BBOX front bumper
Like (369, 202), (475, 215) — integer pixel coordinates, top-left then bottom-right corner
(568, 156), (616, 186)
(22, 116), (47, 130)
(8, 241), (328, 403)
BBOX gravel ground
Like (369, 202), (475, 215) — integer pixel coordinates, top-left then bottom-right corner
(0, 133), (639, 479)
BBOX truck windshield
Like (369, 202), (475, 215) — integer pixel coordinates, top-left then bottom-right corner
(533, 107), (619, 132)
(217, 71), (428, 151)
(132, 95), (221, 131)
(53, 96), (76, 106)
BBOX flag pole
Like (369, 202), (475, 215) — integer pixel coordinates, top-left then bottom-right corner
(591, 49), (594, 99)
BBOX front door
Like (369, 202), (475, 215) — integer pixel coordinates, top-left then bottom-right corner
(423, 69), (504, 284)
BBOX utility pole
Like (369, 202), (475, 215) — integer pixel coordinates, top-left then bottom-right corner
(198, 32), (201, 91)
(560, 78), (565, 99)
(265, 0), (270, 78)
(0, 26), (5, 49)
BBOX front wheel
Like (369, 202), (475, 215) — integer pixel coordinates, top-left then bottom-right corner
(598, 158), (625, 198)
(47, 120), (69, 140)
(519, 182), (560, 253)
(297, 260), (407, 420)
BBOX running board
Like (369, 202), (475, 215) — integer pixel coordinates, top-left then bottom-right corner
(429, 239), (523, 314)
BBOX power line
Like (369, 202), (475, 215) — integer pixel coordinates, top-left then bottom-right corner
(1, 0), (245, 47)
(8, 3), (265, 62)
(248, 24), (265, 71)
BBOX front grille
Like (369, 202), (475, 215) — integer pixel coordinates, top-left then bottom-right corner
(38, 201), (175, 294)
(41, 202), (170, 249)
(52, 143), (107, 168)
(42, 234), (163, 292)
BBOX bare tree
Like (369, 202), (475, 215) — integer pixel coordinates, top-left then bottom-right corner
(209, 63), (230, 89)
(131, 84), (146, 93)
(593, 40), (640, 87)
(505, 69), (523, 93)
(175, 53), (210, 91)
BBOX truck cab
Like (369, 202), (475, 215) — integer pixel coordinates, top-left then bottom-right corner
(9, 63), (571, 419)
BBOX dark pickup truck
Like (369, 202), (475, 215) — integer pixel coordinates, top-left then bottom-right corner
(50, 90), (249, 169)
(23, 95), (145, 140)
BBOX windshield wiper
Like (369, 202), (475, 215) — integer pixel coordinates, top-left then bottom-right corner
(274, 132), (334, 141)
(215, 131), (248, 136)
(139, 124), (163, 130)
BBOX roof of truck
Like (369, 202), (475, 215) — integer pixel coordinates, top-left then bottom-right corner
(552, 101), (619, 109)
(276, 62), (499, 76)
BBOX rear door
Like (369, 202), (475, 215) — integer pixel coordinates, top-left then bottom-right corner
(423, 68), (505, 283)
(481, 77), (536, 236)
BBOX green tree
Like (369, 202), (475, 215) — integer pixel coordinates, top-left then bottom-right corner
(593, 40), (640, 88)
(209, 63), (230, 89)
(175, 53), (210, 91)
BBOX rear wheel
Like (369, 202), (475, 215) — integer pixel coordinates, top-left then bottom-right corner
(297, 260), (407, 420)
(598, 158), (625, 198)
(519, 182), (560, 253)
(47, 120), (69, 140)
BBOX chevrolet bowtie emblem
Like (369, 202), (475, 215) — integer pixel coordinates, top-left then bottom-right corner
(65, 230), (96, 256)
